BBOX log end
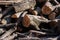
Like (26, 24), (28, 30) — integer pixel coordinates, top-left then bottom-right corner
(22, 14), (30, 27)
(42, 5), (52, 15)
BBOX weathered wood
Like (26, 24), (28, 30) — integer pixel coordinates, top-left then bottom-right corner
(13, 0), (36, 12)
(3, 33), (17, 40)
(0, 28), (16, 39)
(0, 0), (22, 5)
(30, 30), (46, 34)
(0, 23), (16, 28)
(0, 28), (5, 34)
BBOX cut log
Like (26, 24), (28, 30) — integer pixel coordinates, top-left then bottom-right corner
(3, 33), (17, 40)
(0, 28), (16, 39)
(28, 7), (41, 15)
(13, 0), (36, 12)
(42, 1), (60, 15)
(28, 8), (38, 15)
(0, 0), (23, 5)
(11, 11), (23, 18)
(22, 14), (49, 30)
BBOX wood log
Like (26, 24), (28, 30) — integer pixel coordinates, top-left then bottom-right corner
(0, 0), (23, 5)
(42, 1), (60, 15)
(22, 14), (49, 30)
(0, 23), (16, 28)
(28, 7), (41, 15)
(54, 0), (60, 4)
(28, 8), (38, 15)
(0, 28), (16, 39)
(13, 0), (36, 12)
(30, 30), (46, 34)
(3, 33), (17, 40)
(42, 2), (54, 15)
(11, 11), (23, 18)
(14, 11), (28, 32)
(29, 30), (46, 37)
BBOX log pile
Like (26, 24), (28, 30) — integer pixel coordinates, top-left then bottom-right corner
(0, 0), (60, 40)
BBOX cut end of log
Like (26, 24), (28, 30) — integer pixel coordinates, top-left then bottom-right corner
(28, 9), (38, 15)
(32, 10), (38, 15)
(42, 5), (52, 15)
(22, 14), (30, 27)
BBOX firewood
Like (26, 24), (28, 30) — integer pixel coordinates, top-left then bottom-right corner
(11, 11), (23, 18)
(13, 0), (36, 12)
(0, 23), (16, 28)
(42, 1), (60, 15)
(28, 7), (42, 15)
(0, 28), (16, 39)
(28, 8), (38, 15)
(0, 0), (60, 40)
(3, 33), (17, 40)
(30, 30), (46, 34)
(0, 0), (23, 5)
(22, 14), (49, 30)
